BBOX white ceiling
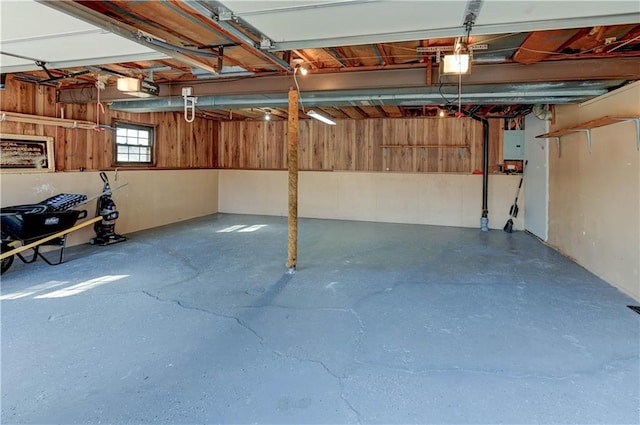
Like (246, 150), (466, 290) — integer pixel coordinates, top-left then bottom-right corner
(0, 0), (167, 73)
(222, 0), (640, 49)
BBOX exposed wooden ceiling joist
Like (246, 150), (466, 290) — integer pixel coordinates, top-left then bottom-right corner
(36, 0), (219, 75)
(57, 57), (640, 104)
(513, 29), (581, 64)
(3, 1), (639, 120)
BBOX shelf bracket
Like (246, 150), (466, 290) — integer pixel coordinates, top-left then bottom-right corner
(614, 117), (640, 151)
(574, 129), (592, 153)
(548, 136), (561, 158)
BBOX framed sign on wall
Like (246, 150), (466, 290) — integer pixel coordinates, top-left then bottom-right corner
(0, 134), (55, 172)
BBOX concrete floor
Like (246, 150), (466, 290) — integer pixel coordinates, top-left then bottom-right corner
(1, 213), (638, 424)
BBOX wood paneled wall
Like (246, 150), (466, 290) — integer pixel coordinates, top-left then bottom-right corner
(219, 117), (505, 173)
(0, 77), (217, 171)
(1, 77), (506, 174)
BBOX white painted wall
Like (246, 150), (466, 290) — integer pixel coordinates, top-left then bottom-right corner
(219, 170), (524, 230)
(524, 114), (549, 240)
(1, 169), (219, 247)
(549, 82), (639, 300)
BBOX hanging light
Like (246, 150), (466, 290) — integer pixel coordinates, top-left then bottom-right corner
(441, 42), (471, 75)
(440, 12), (476, 76)
(307, 110), (336, 125)
(439, 109), (446, 118)
(293, 58), (308, 76)
(264, 111), (271, 121)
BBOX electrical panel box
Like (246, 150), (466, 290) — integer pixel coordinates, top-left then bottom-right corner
(503, 130), (525, 160)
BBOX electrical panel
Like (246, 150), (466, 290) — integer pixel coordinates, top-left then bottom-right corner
(503, 130), (525, 160)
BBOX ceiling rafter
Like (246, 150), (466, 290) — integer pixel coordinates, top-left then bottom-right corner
(512, 29), (580, 64)
(180, 0), (290, 72)
(604, 26), (640, 53)
(375, 105), (389, 118)
(375, 43), (393, 66)
(292, 50), (318, 69)
(5, 2), (637, 120)
(36, 0), (219, 74)
(325, 47), (348, 67)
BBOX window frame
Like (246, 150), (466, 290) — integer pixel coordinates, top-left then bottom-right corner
(112, 121), (156, 167)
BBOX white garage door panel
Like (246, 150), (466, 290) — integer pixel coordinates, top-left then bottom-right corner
(0, 0), (95, 40)
(229, 2), (467, 42)
(0, 0), (166, 73)
(222, 0), (360, 14)
(3, 32), (165, 64)
(479, 1), (640, 26)
(221, 0), (639, 48)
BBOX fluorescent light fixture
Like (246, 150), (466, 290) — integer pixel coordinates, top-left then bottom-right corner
(441, 52), (471, 75)
(116, 77), (159, 97)
(307, 110), (336, 125)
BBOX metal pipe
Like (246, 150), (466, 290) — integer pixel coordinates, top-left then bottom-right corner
(481, 119), (489, 231)
(453, 108), (490, 231)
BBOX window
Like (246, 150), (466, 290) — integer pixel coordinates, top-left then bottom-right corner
(114, 122), (154, 165)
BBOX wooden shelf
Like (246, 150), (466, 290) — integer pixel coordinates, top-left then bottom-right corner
(0, 111), (98, 130)
(536, 114), (640, 154)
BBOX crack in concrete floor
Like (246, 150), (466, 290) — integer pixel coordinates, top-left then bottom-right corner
(140, 289), (365, 423)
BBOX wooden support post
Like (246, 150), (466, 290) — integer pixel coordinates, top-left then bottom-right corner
(426, 57), (432, 86)
(286, 87), (299, 272)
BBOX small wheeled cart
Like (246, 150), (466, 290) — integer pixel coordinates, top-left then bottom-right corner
(0, 194), (102, 274)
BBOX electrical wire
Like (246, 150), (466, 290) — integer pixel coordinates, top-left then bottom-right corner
(292, 67), (306, 114)
(438, 73), (456, 105)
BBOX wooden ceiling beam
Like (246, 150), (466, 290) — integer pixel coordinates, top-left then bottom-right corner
(292, 50), (318, 69)
(554, 28), (594, 54)
(58, 57), (640, 103)
(39, 0), (219, 75)
(176, 1), (290, 72)
(604, 25), (640, 53)
(565, 24), (639, 54)
(376, 43), (394, 65)
(358, 106), (385, 118)
(512, 29), (581, 64)
(380, 106), (403, 118)
(318, 107), (348, 119)
(376, 105), (389, 118)
(324, 48), (348, 67)
(337, 106), (364, 119)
